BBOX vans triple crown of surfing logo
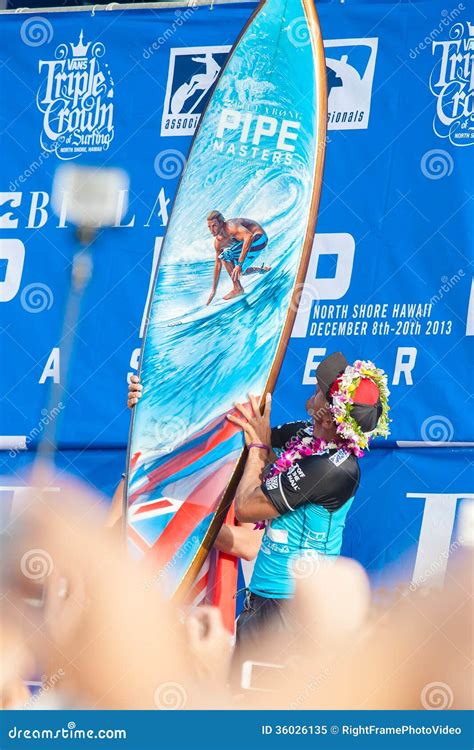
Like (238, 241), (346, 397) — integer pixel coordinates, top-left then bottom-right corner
(37, 30), (115, 160)
(430, 20), (474, 147)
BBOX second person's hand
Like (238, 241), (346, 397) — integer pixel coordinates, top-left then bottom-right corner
(127, 375), (143, 408)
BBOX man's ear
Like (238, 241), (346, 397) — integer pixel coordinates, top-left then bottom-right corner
(321, 408), (334, 430)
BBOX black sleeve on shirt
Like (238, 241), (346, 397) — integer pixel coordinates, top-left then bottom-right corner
(270, 421), (312, 450)
(261, 449), (360, 515)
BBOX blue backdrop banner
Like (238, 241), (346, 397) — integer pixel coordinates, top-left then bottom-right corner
(0, 1), (472, 589)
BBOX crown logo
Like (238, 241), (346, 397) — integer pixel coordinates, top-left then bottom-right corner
(466, 21), (474, 50)
(71, 30), (91, 58)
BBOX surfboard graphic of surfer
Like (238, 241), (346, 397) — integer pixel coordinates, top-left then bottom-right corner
(126, 0), (328, 600)
(206, 211), (271, 303)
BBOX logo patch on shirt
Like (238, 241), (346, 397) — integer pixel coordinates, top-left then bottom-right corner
(304, 529), (327, 543)
(267, 524), (288, 544)
(265, 476), (279, 491)
(286, 463), (305, 491)
(329, 449), (350, 467)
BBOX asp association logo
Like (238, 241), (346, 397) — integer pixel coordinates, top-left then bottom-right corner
(324, 38), (378, 130)
(430, 21), (474, 147)
(161, 46), (231, 137)
(37, 30), (115, 160)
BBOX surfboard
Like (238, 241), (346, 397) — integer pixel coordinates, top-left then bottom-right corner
(125, 0), (327, 601)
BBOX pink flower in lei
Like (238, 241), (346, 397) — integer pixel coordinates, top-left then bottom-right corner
(266, 434), (352, 479)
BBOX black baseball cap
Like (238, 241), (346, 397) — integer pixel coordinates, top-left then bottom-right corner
(316, 352), (349, 400)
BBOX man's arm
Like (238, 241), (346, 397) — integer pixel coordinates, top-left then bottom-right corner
(234, 448), (281, 524)
(229, 221), (254, 262)
(227, 222), (254, 281)
(213, 522), (264, 561)
(207, 243), (222, 304)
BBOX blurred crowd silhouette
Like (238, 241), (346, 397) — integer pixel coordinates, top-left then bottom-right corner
(1, 472), (472, 711)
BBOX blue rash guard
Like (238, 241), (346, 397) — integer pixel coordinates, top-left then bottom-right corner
(249, 421), (360, 599)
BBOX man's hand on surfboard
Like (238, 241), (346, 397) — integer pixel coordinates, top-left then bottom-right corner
(127, 375), (143, 408)
(206, 289), (216, 306)
(227, 393), (272, 447)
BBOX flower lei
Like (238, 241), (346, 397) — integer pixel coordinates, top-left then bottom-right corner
(329, 359), (390, 456)
(266, 434), (343, 478)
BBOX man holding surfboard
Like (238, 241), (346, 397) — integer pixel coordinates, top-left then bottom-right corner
(226, 352), (390, 669)
(206, 211), (270, 303)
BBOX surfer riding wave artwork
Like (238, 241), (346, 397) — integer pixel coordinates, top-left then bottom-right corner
(206, 212), (271, 303)
(126, 0), (327, 598)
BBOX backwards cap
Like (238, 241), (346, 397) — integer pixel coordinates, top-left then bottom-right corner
(316, 352), (386, 436)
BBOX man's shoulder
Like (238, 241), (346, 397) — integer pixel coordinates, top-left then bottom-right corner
(301, 448), (359, 473)
(297, 449), (360, 500)
(271, 421), (311, 449)
(227, 218), (250, 231)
